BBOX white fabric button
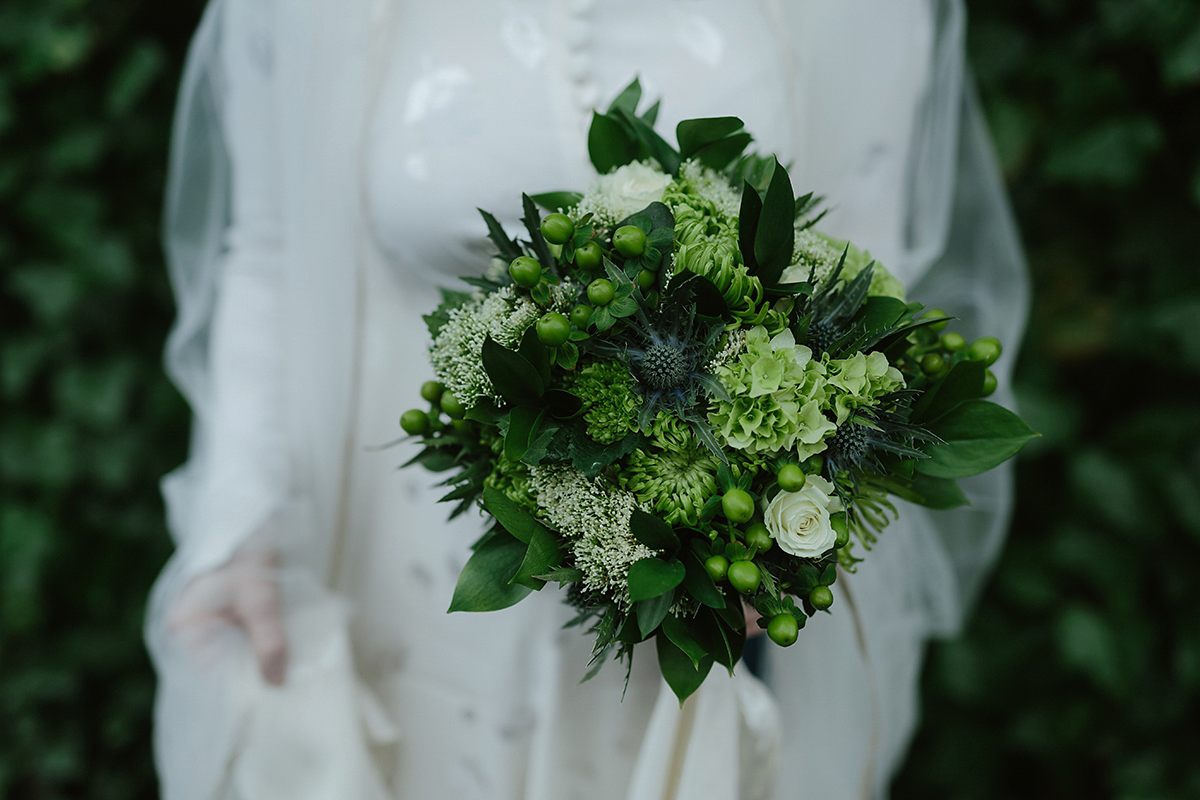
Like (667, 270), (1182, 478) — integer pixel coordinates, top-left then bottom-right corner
(565, 20), (591, 50)
(568, 52), (591, 83)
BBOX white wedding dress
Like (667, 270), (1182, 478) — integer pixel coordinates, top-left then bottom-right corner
(149, 1), (1028, 799)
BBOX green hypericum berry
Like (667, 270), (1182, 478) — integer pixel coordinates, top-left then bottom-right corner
(420, 381), (444, 404)
(968, 336), (1002, 366)
(539, 213), (574, 245)
(439, 391), (465, 419)
(575, 241), (602, 270)
(727, 560), (761, 594)
(777, 464), (806, 492)
(982, 369), (998, 397)
(587, 278), (615, 306)
(635, 269), (656, 292)
(744, 522), (773, 553)
(509, 256), (542, 288)
(536, 312), (570, 347)
(451, 419), (473, 434)
(704, 554), (729, 582)
(805, 455), (824, 475)
(924, 308), (950, 333)
(941, 332), (967, 352)
(810, 585), (834, 610)
(721, 488), (755, 524)
(399, 409), (429, 436)
(921, 353), (946, 375)
(570, 304), (592, 328)
(767, 613), (799, 647)
(830, 512), (850, 549)
(613, 225), (647, 257)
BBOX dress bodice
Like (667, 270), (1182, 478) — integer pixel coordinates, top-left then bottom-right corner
(364, 0), (793, 282)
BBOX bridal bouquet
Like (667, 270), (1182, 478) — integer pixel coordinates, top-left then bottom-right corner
(399, 81), (1034, 701)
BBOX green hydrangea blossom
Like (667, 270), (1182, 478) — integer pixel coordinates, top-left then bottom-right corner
(570, 359), (641, 444)
(825, 351), (907, 424)
(708, 325), (836, 458)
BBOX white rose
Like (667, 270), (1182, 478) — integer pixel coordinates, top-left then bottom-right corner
(593, 161), (672, 217)
(763, 475), (843, 558)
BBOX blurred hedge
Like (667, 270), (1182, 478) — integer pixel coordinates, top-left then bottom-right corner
(0, 2), (203, 797)
(2, 0), (1199, 798)
(894, 1), (1200, 798)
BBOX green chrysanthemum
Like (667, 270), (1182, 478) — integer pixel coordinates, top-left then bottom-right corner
(481, 429), (537, 511)
(620, 414), (720, 526)
(570, 359), (641, 444)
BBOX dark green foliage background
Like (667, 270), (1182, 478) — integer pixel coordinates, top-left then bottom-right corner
(0, 1), (1196, 798)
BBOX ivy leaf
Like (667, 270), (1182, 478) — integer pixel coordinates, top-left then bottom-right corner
(918, 400), (1038, 478)
(447, 534), (533, 612)
(627, 557), (686, 602)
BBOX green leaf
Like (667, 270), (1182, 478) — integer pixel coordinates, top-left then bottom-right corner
(738, 180), (763, 273)
(482, 486), (541, 544)
(530, 191), (583, 212)
(608, 295), (638, 317)
(614, 107), (681, 175)
(917, 400), (1038, 479)
(510, 521), (562, 591)
(637, 592), (674, 639)
(537, 566), (584, 585)
(543, 389), (583, 419)
(481, 336), (544, 405)
(627, 557), (686, 602)
(447, 534), (533, 612)
(608, 77), (642, 114)
(753, 158), (794, 285)
(629, 509), (680, 553)
(693, 131), (754, 171)
(477, 209), (522, 262)
(589, 111), (638, 173)
(676, 116), (745, 158)
(856, 296), (909, 335)
(504, 404), (547, 462)
(911, 359), (987, 424)
(518, 326), (552, 387)
(682, 550), (726, 608)
(908, 473), (970, 509)
(662, 614), (710, 669)
(569, 430), (644, 477)
(657, 631), (714, 704)
(521, 193), (555, 270)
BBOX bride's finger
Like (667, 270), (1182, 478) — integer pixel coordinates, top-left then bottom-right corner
(236, 574), (288, 686)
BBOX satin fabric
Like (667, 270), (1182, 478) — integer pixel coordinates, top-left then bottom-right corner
(150, 1), (1028, 798)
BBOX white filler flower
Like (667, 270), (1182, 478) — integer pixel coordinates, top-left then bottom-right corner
(575, 160), (673, 227)
(763, 475), (843, 558)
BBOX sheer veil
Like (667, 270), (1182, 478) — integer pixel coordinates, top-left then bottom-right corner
(150, 1), (1028, 797)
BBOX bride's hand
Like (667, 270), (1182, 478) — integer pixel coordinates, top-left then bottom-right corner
(168, 543), (288, 685)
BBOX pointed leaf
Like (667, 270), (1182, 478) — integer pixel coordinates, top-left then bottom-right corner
(738, 180), (763, 273)
(447, 534), (533, 612)
(627, 557), (686, 602)
(637, 592), (674, 639)
(482, 486), (540, 544)
(589, 111), (638, 173)
(477, 208), (522, 261)
(682, 550), (726, 609)
(662, 614), (710, 669)
(530, 191), (583, 212)
(608, 77), (642, 114)
(676, 116), (745, 158)
(510, 521), (562, 590)
(481, 336), (544, 405)
(694, 132), (754, 171)
(910, 359), (987, 424)
(504, 404), (547, 462)
(917, 400), (1037, 478)
(629, 509), (680, 553)
(657, 631), (714, 704)
(753, 158), (795, 285)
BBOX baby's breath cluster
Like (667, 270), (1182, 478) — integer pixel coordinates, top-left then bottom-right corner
(528, 466), (652, 608)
